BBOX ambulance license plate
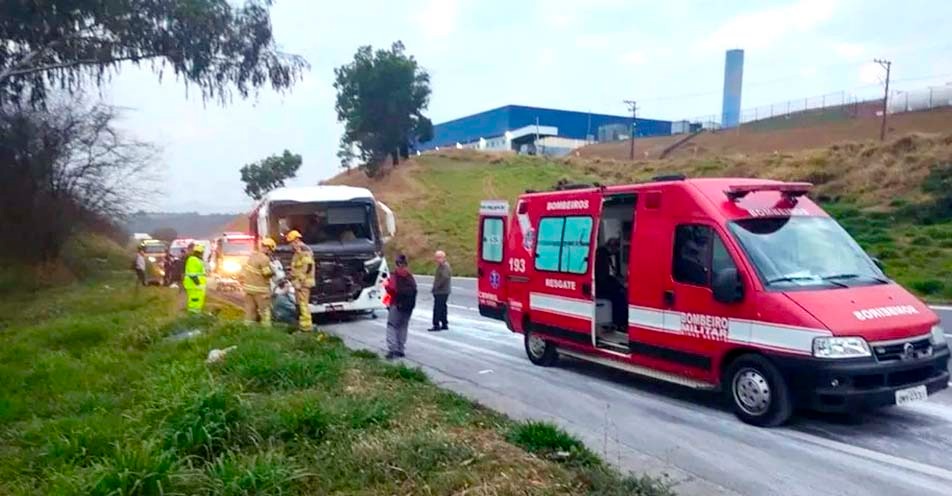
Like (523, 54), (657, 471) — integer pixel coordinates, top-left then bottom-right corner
(895, 385), (928, 406)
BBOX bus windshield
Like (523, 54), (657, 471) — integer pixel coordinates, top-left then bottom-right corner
(141, 244), (165, 254)
(223, 239), (253, 256)
(728, 216), (887, 290)
(270, 203), (375, 246)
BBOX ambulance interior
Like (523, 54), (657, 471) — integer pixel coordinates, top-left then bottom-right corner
(594, 193), (636, 351)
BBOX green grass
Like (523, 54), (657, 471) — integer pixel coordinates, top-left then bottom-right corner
(825, 203), (952, 300)
(394, 154), (594, 275)
(0, 270), (672, 495)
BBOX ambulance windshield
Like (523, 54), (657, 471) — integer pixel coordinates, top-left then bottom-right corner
(728, 216), (886, 289)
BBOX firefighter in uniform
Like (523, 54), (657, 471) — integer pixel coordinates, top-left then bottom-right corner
(241, 237), (276, 325)
(183, 244), (207, 313)
(286, 230), (315, 332)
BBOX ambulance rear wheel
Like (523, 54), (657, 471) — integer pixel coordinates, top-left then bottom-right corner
(725, 354), (793, 427)
(525, 329), (558, 366)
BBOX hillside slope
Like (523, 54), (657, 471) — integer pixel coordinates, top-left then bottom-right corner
(332, 133), (952, 300)
(577, 108), (952, 160)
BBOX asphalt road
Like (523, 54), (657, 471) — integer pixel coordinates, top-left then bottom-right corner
(214, 278), (952, 496)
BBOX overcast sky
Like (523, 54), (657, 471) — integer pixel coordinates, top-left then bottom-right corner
(103, 0), (952, 213)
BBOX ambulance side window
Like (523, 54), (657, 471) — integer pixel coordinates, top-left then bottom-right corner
(672, 225), (736, 287)
(561, 217), (594, 274)
(481, 217), (505, 263)
(535, 218), (565, 271)
(534, 216), (594, 274)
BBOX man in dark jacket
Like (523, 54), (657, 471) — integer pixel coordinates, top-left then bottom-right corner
(428, 250), (452, 332)
(385, 254), (417, 359)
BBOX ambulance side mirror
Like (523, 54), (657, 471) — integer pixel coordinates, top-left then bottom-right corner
(712, 268), (744, 304)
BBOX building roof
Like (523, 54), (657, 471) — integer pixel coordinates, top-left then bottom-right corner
(424, 104), (672, 149)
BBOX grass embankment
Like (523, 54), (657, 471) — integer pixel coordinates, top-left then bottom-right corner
(335, 133), (952, 299)
(0, 271), (671, 495)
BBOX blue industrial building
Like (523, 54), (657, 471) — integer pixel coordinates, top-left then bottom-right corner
(420, 105), (672, 155)
(721, 49), (744, 128)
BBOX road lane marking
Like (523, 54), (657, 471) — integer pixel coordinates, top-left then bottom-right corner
(781, 429), (952, 483)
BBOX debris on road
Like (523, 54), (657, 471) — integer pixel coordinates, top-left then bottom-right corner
(166, 329), (202, 341)
(206, 345), (237, 364)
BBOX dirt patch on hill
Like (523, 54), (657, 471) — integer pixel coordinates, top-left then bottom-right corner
(577, 107), (952, 161)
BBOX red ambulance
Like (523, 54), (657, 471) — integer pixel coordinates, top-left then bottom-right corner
(476, 176), (949, 426)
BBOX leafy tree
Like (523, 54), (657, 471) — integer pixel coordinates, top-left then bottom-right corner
(240, 150), (302, 200)
(0, 98), (156, 261)
(0, 0), (308, 106)
(150, 227), (178, 242)
(334, 41), (431, 176)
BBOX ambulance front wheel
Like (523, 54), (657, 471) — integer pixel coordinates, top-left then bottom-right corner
(725, 354), (793, 427)
(525, 329), (558, 366)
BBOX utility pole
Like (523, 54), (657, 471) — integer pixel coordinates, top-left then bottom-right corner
(874, 58), (891, 141)
(624, 100), (637, 160)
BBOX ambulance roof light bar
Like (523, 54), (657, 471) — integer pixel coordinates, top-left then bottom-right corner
(725, 182), (813, 201)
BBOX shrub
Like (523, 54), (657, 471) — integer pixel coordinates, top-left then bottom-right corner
(201, 450), (305, 496)
(506, 421), (600, 467)
(911, 279), (944, 295)
(379, 363), (428, 383)
(350, 349), (379, 360)
(88, 442), (183, 496)
(163, 386), (249, 459)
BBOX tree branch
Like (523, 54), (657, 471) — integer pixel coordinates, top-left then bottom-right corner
(1, 52), (166, 81)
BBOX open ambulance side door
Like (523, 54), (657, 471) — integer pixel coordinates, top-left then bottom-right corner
(477, 200), (510, 321)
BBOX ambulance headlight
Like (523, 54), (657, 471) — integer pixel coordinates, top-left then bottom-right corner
(223, 260), (242, 274)
(813, 337), (871, 359)
(930, 325), (947, 347)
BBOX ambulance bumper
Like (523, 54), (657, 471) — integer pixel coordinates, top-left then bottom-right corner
(773, 346), (950, 413)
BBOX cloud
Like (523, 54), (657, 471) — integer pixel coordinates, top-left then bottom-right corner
(539, 0), (626, 29)
(620, 50), (647, 65)
(416, 0), (461, 40)
(698, 0), (839, 52)
(859, 62), (886, 85)
(834, 42), (865, 59)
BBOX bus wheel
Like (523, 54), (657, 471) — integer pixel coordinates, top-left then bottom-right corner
(524, 329), (558, 366)
(725, 354), (793, 427)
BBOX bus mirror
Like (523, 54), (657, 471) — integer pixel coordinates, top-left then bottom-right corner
(377, 201), (396, 243)
(712, 268), (744, 304)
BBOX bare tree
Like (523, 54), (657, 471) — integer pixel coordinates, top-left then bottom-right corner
(0, 97), (157, 261)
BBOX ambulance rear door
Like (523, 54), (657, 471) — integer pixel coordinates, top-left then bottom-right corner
(525, 190), (603, 345)
(477, 200), (510, 321)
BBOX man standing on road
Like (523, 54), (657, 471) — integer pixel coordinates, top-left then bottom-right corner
(385, 254), (417, 359)
(428, 250), (452, 332)
(241, 237), (276, 326)
(134, 247), (147, 287)
(182, 244), (207, 314)
(287, 230), (315, 332)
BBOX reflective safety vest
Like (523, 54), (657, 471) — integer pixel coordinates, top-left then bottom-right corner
(241, 251), (273, 294)
(183, 255), (206, 289)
